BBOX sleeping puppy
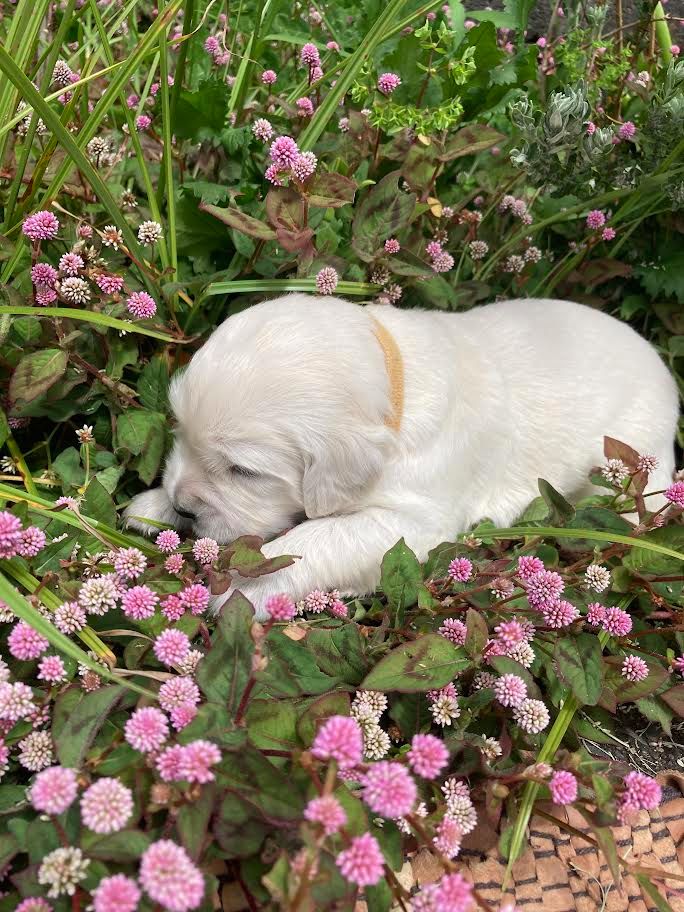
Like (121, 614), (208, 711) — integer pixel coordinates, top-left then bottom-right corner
(125, 294), (679, 618)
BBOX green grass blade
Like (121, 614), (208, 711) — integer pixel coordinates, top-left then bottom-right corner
(203, 279), (379, 297)
(228, 0), (267, 121)
(0, 306), (178, 342)
(297, 0), (408, 152)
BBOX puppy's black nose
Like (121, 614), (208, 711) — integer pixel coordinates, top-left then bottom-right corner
(174, 506), (195, 521)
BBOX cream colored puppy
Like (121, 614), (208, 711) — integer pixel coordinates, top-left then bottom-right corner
(125, 294), (679, 618)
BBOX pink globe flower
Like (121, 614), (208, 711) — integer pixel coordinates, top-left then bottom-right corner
(296, 97), (314, 116)
(439, 618), (467, 645)
(433, 814), (463, 858)
(192, 537), (219, 565)
(315, 266), (339, 295)
(448, 557), (473, 582)
(31, 263), (58, 287)
(16, 900), (54, 912)
(154, 629), (191, 666)
(140, 840), (205, 912)
(204, 35), (219, 53)
(125, 706), (169, 752)
(407, 733), (449, 779)
(541, 598), (579, 629)
(113, 547), (147, 579)
(81, 777), (134, 833)
(0, 681), (35, 721)
(264, 593), (296, 621)
(0, 510), (23, 558)
(550, 770), (578, 805)
(601, 606), (632, 637)
(178, 740), (221, 783)
(95, 273), (125, 295)
(601, 227), (616, 241)
(156, 529), (181, 553)
(19, 526), (47, 557)
(170, 703), (197, 730)
(665, 481), (684, 508)
(158, 676), (201, 713)
(493, 674), (527, 708)
(618, 120), (636, 140)
(622, 655), (648, 682)
(122, 585), (159, 620)
(304, 794), (347, 835)
(300, 42), (321, 67)
(336, 832), (384, 886)
(671, 44), (680, 56)
(179, 583), (210, 615)
(291, 151), (318, 182)
(586, 209), (606, 230)
(377, 72), (401, 95)
(526, 569), (564, 608)
(384, 238), (400, 254)
(433, 872), (473, 912)
(311, 715), (363, 769)
(22, 211), (60, 241)
(37, 655), (67, 683)
(30, 765), (79, 815)
(362, 761), (417, 818)
(494, 619), (526, 649)
(92, 874), (141, 912)
(269, 135), (299, 169)
(261, 69), (277, 85)
(157, 744), (186, 780)
(517, 555), (545, 580)
(586, 602), (606, 625)
(165, 554), (185, 576)
(252, 118), (274, 142)
(135, 114), (152, 131)
(622, 770), (661, 810)
(126, 291), (157, 319)
(8, 620), (50, 661)
(161, 594), (185, 621)
(36, 287), (58, 305)
(59, 252), (84, 275)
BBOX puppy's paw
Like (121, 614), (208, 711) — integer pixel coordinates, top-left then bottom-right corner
(123, 488), (178, 535)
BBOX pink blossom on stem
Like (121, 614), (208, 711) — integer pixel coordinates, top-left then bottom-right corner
(316, 266), (339, 295)
(362, 761), (417, 818)
(81, 777), (134, 833)
(304, 795), (347, 835)
(377, 72), (401, 95)
(8, 621), (49, 661)
(439, 618), (467, 645)
(261, 69), (277, 85)
(22, 211), (60, 242)
(30, 765), (78, 815)
(121, 585), (158, 620)
(601, 606), (632, 637)
(550, 770), (578, 804)
(622, 655), (648, 682)
(154, 629), (191, 666)
(126, 291), (157, 319)
(156, 529), (181, 553)
(0, 511), (23, 558)
(336, 833), (384, 886)
(311, 715), (363, 769)
(665, 481), (684, 508)
(179, 583), (210, 615)
(517, 555), (545, 580)
(140, 840), (205, 912)
(264, 593), (296, 621)
(92, 874), (141, 912)
(125, 706), (169, 752)
(448, 557), (473, 582)
(586, 209), (606, 230)
(493, 674), (527, 707)
(407, 733), (449, 779)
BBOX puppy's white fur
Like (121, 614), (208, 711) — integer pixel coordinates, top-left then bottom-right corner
(126, 294), (679, 618)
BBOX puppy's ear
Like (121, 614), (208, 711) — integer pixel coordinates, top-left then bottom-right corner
(302, 424), (392, 518)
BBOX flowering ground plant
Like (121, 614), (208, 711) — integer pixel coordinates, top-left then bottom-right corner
(0, 435), (684, 910)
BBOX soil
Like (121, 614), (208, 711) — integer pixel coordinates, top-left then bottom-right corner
(581, 702), (684, 776)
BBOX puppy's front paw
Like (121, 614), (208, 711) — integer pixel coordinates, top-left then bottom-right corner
(123, 488), (179, 534)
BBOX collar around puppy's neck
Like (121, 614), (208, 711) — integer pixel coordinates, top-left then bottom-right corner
(370, 315), (404, 433)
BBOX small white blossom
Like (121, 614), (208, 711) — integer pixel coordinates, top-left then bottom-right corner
(584, 564), (611, 593)
(38, 847), (90, 898)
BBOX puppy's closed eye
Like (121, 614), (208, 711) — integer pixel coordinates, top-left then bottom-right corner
(230, 464), (260, 479)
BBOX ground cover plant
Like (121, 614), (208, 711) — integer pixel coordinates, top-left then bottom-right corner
(0, 0), (684, 908)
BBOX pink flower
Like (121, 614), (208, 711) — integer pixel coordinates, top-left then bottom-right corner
(665, 481), (684, 508)
(586, 209), (606, 230)
(448, 557), (473, 582)
(586, 602), (606, 626)
(601, 606), (632, 637)
(433, 872), (473, 912)
(296, 96), (314, 116)
(58, 252), (84, 275)
(261, 69), (277, 85)
(170, 703), (197, 730)
(269, 135), (299, 168)
(494, 674), (527, 707)
(30, 765), (78, 815)
(36, 287), (58, 305)
(19, 525), (46, 558)
(156, 529), (181, 553)
(671, 44), (681, 56)
(156, 744), (186, 780)
(161, 594), (185, 621)
(31, 263), (58, 287)
(16, 901), (54, 912)
(154, 629), (191, 666)
(81, 777), (134, 833)
(22, 211), (60, 241)
(362, 761), (416, 818)
(536, 36), (547, 47)
(122, 585), (159, 620)
(158, 676), (201, 713)
(135, 114), (152, 131)
(127, 291), (157, 319)
(204, 35), (219, 53)
(433, 815), (462, 858)
(618, 120), (636, 140)
(526, 569), (564, 608)
(264, 164), (284, 186)
(92, 874), (141, 912)
(264, 593), (296, 621)
(425, 240), (442, 258)
(622, 655), (648, 682)
(377, 72), (401, 95)
(541, 598), (579, 628)
(0, 510), (23, 558)
(673, 656), (684, 675)
(585, 120), (596, 135)
(114, 547), (147, 579)
(512, 698), (550, 733)
(311, 715), (363, 769)
(601, 227), (616, 241)
(54, 601), (87, 633)
(494, 619), (526, 649)
(439, 618), (467, 645)
(384, 238), (400, 254)
(336, 833), (384, 886)
(95, 273), (125, 295)
(126, 93), (139, 108)
(622, 770), (661, 809)
(315, 266), (339, 295)
(8, 621), (50, 661)
(304, 795), (347, 835)
(517, 555), (545, 580)
(179, 583), (210, 615)
(192, 537), (219, 565)
(407, 733), (449, 779)
(38, 655), (67, 683)
(550, 770), (578, 805)
(125, 706), (169, 752)
(300, 42), (321, 67)
(165, 554), (185, 575)
(178, 740), (221, 783)
(327, 40), (339, 51)
(431, 250), (455, 273)
(328, 598), (348, 618)
(140, 840), (205, 911)
(252, 118), (274, 142)
(291, 151), (318, 182)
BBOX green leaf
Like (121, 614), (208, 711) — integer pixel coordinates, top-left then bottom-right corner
(380, 538), (423, 613)
(623, 526), (684, 575)
(199, 202), (276, 240)
(81, 829), (150, 862)
(53, 447), (85, 488)
(196, 592), (254, 713)
(0, 408), (9, 448)
(590, 825), (621, 886)
(361, 634), (471, 693)
(138, 356), (170, 412)
(296, 692), (351, 746)
(660, 684), (684, 718)
(9, 348), (67, 403)
(306, 172), (357, 208)
(386, 249), (435, 278)
(226, 535), (295, 578)
(306, 625), (369, 685)
(259, 634), (343, 697)
(217, 745), (305, 821)
(245, 700), (300, 752)
(554, 634), (603, 706)
(439, 124), (505, 161)
(115, 410), (167, 484)
(636, 696), (673, 734)
(635, 252), (684, 304)
(388, 692), (433, 739)
(636, 873), (677, 912)
(538, 478), (575, 525)
(0, 306), (175, 341)
(213, 792), (270, 859)
(52, 685), (127, 767)
(175, 783), (217, 860)
(366, 879), (393, 912)
(465, 608), (489, 659)
(82, 478), (117, 527)
(352, 171), (416, 262)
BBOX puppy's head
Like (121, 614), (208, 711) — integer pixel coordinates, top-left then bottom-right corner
(159, 294), (395, 542)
